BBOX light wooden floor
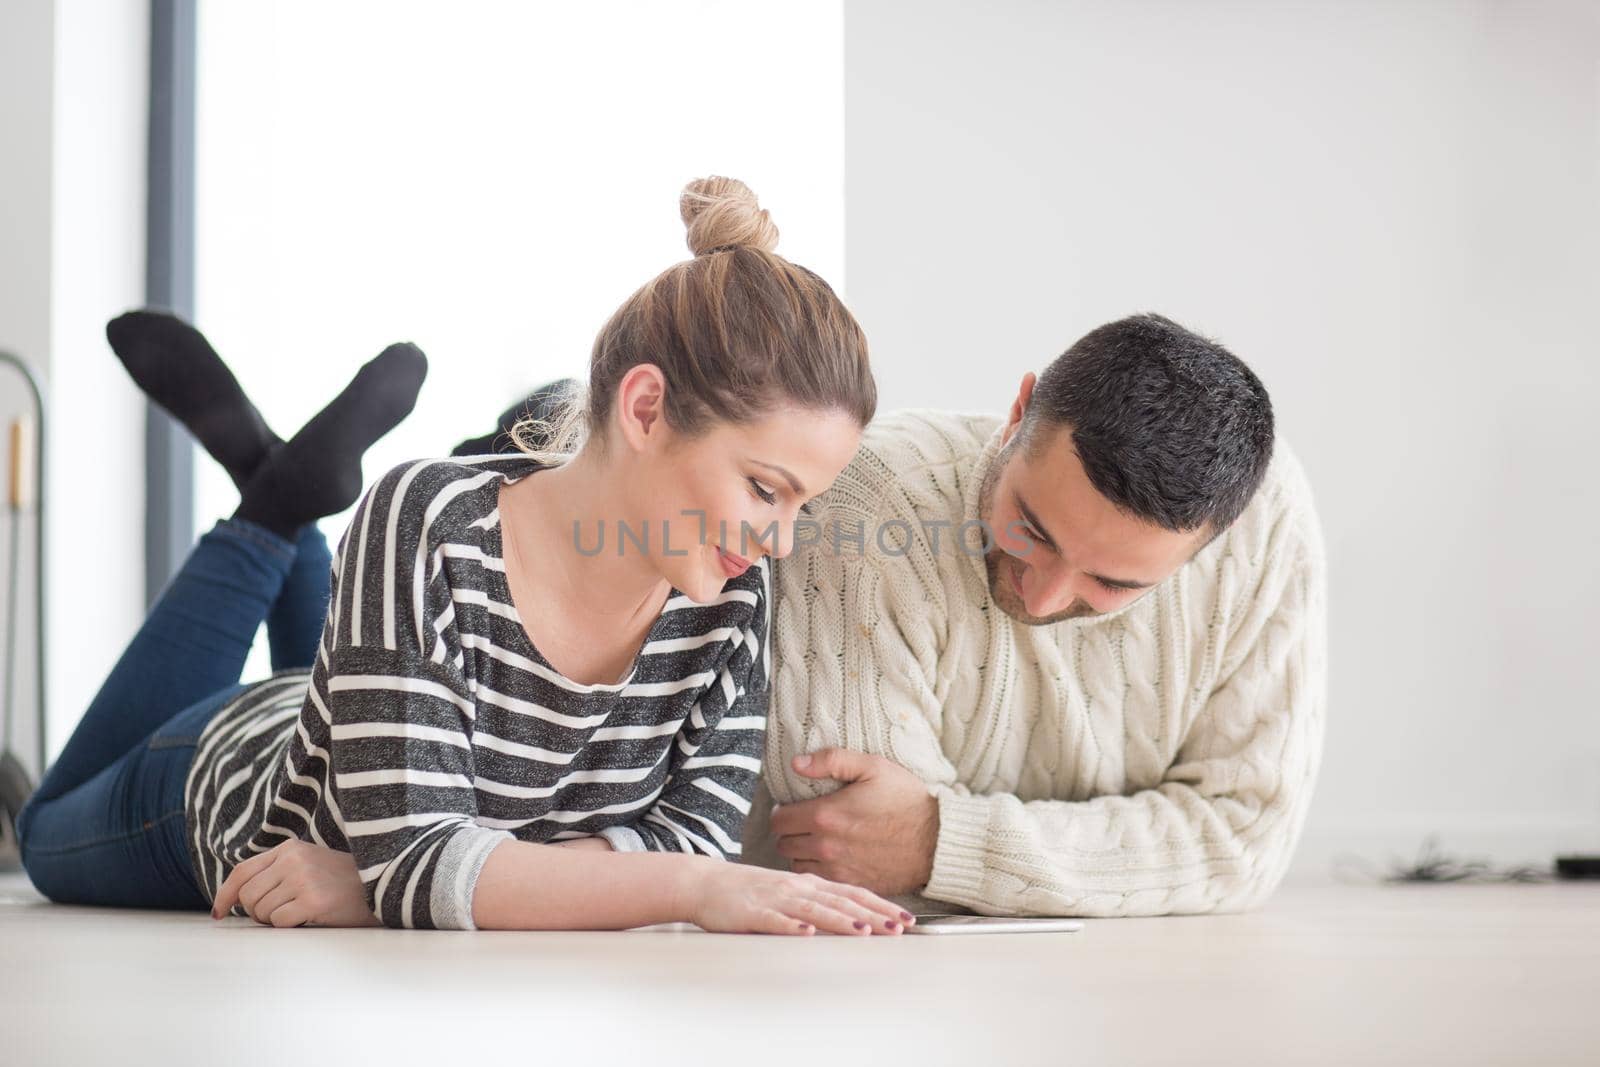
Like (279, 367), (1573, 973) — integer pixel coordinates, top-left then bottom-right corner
(1, 871), (1596, 1066)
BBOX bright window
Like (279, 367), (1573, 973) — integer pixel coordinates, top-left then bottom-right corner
(194, 0), (844, 671)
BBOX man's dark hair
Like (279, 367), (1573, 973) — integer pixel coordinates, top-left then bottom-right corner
(1022, 313), (1274, 535)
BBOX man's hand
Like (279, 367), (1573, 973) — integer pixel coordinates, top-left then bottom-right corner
(770, 748), (940, 896)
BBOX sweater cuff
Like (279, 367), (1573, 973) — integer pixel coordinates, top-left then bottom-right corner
(430, 826), (515, 930)
(597, 826), (648, 853)
(924, 789), (992, 907)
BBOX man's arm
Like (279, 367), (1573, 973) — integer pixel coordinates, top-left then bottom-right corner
(760, 498), (969, 893)
(924, 541), (1327, 916)
(768, 447), (1331, 915)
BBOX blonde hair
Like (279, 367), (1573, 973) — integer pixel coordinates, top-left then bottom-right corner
(511, 176), (875, 460)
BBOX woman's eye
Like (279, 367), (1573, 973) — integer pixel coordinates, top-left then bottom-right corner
(748, 478), (777, 505)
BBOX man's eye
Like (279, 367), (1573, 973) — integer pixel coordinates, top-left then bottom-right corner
(1094, 577), (1129, 594)
(748, 478), (777, 505)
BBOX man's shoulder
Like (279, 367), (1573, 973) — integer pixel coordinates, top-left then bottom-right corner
(860, 408), (1002, 460)
(775, 410), (998, 616)
(830, 409), (1002, 519)
(1259, 437), (1315, 507)
(1212, 435), (1326, 576)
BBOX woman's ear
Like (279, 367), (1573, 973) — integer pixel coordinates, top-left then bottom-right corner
(614, 364), (668, 452)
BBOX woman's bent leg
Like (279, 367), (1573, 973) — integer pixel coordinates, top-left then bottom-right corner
(267, 522), (333, 672)
(31, 518), (296, 806)
(17, 686), (241, 909)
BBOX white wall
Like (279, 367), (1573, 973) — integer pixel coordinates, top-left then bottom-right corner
(0, 0), (148, 772)
(843, 0), (1600, 875)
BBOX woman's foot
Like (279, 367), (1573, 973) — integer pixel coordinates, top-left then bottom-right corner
(235, 343), (428, 538)
(105, 310), (283, 490)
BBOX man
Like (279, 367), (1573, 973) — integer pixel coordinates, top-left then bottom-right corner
(740, 313), (1327, 917)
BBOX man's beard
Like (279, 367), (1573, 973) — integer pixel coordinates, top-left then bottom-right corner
(975, 453), (1099, 626)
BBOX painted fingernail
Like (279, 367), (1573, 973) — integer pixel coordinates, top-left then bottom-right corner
(798, 922), (813, 932)
(900, 911), (914, 923)
(885, 920), (900, 931)
(853, 920), (868, 930)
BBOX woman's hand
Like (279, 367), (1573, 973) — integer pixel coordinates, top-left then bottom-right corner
(688, 863), (915, 936)
(212, 839), (380, 928)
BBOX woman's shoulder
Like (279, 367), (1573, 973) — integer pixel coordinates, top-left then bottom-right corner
(370, 453), (545, 497)
(331, 454), (538, 574)
(356, 454), (543, 538)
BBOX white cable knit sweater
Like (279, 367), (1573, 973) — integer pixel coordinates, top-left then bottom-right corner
(740, 410), (1328, 917)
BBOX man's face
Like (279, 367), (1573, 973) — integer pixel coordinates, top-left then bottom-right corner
(976, 416), (1207, 626)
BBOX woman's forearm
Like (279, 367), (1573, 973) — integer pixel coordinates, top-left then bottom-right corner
(471, 838), (708, 930)
(553, 836), (614, 853)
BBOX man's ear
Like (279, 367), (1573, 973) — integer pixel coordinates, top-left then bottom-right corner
(1002, 372), (1038, 445)
(614, 364), (668, 453)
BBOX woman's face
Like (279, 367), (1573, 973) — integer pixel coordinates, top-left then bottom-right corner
(619, 401), (863, 603)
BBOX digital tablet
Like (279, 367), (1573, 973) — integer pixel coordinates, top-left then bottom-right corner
(904, 915), (1084, 935)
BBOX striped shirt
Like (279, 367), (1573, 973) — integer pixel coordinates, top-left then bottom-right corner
(183, 454), (771, 929)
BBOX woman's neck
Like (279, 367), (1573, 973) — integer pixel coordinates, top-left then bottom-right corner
(506, 445), (671, 621)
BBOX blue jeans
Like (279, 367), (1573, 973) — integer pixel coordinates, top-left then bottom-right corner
(16, 518), (330, 909)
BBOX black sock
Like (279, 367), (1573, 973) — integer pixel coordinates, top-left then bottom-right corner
(106, 309), (283, 489)
(451, 378), (579, 456)
(235, 342), (428, 538)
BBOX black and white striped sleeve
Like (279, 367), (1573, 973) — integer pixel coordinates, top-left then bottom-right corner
(596, 565), (771, 859)
(318, 462), (510, 929)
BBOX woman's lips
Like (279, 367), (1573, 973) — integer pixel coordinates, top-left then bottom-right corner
(716, 547), (752, 578)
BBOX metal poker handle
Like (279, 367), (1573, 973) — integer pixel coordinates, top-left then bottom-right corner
(8, 418), (27, 509)
(0, 351), (47, 775)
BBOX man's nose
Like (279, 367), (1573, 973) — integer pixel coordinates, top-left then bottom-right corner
(1027, 564), (1079, 617)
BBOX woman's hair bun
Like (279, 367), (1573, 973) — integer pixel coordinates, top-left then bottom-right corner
(680, 176), (780, 256)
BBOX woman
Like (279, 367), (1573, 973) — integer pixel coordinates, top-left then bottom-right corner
(19, 177), (910, 935)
